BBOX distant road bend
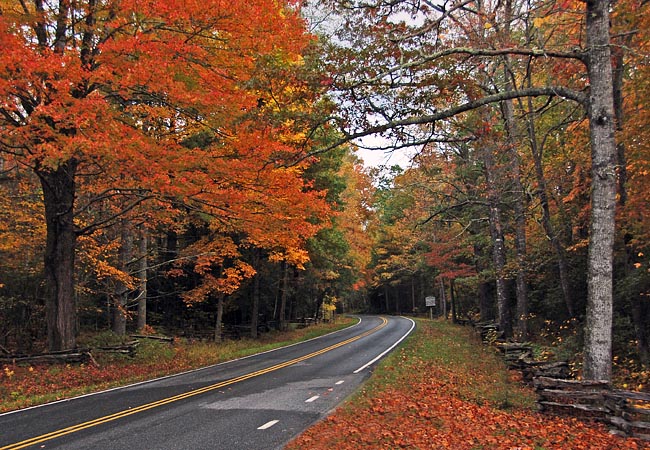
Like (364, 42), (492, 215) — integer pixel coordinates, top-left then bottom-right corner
(0, 315), (415, 450)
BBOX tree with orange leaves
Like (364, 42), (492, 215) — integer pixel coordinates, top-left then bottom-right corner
(0, 0), (323, 350)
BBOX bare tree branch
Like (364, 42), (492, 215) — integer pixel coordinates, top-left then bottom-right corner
(299, 85), (586, 164)
(343, 47), (587, 90)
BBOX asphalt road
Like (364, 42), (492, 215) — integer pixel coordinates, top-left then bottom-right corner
(0, 315), (415, 450)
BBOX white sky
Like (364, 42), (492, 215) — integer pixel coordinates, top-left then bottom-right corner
(302, 3), (423, 171)
(355, 146), (414, 169)
(353, 135), (418, 170)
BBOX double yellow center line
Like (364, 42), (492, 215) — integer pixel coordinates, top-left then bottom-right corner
(2, 317), (388, 450)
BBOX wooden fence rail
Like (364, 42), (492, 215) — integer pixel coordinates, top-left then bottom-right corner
(0, 341), (141, 366)
(534, 376), (650, 441)
(465, 322), (650, 441)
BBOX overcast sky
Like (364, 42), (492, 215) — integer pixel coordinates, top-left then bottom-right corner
(354, 135), (417, 170)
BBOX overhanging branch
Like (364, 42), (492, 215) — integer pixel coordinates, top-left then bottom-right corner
(299, 85), (586, 163)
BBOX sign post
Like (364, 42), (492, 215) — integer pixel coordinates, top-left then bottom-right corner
(425, 296), (436, 320)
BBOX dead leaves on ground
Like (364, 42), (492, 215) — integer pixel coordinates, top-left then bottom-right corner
(288, 323), (644, 450)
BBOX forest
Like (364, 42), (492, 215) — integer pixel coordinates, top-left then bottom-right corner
(0, 0), (648, 387)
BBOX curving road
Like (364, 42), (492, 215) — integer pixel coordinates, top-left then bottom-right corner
(0, 315), (415, 450)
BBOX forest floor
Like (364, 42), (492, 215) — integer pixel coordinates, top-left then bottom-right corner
(0, 318), (355, 413)
(287, 319), (646, 450)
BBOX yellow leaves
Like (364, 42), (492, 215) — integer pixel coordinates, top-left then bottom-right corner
(532, 17), (545, 29)
(269, 248), (310, 269)
(3, 367), (14, 379)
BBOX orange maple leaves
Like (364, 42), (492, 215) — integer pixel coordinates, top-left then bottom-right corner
(0, 0), (331, 304)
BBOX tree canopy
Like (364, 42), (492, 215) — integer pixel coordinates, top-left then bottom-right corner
(1, 0), (649, 386)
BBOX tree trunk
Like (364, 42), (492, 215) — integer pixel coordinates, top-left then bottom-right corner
(215, 294), (224, 342)
(439, 277), (447, 320)
(474, 243), (493, 322)
(251, 248), (261, 339)
(631, 295), (650, 365)
(394, 285), (399, 314)
(250, 276), (260, 338)
(279, 262), (289, 331)
(501, 0), (529, 342)
(137, 232), (148, 331)
(411, 278), (416, 312)
(583, 0), (617, 382)
(113, 220), (133, 335)
(483, 145), (511, 336)
(525, 95), (575, 317)
(502, 95), (529, 341)
(610, 13), (649, 366)
(519, 16), (575, 317)
(315, 291), (324, 322)
(450, 279), (458, 323)
(38, 159), (78, 352)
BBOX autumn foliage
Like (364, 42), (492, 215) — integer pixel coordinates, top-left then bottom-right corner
(0, 0), (352, 351)
(315, 0), (650, 385)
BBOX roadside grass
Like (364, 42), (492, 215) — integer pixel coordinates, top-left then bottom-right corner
(340, 318), (535, 413)
(288, 318), (640, 450)
(0, 317), (356, 413)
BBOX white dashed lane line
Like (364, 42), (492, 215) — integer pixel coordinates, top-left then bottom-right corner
(257, 420), (279, 430)
(258, 382), (343, 433)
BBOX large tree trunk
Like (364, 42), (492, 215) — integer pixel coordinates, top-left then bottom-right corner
(38, 159), (78, 351)
(583, 0), (618, 382)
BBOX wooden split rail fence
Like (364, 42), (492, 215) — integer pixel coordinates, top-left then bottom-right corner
(0, 338), (160, 366)
(534, 376), (650, 441)
(467, 321), (650, 440)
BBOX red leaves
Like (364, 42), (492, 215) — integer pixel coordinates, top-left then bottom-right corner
(292, 381), (637, 449)
(287, 324), (640, 450)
